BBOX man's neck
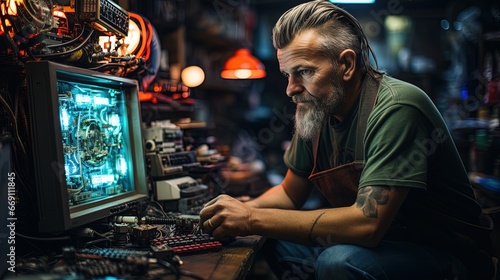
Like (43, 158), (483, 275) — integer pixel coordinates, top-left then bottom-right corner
(333, 73), (366, 122)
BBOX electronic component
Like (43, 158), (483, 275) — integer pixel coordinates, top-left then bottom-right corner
(131, 224), (158, 246)
(143, 121), (184, 154)
(16, 0), (56, 32)
(155, 176), (213, 214)
(150, 244), (174, 261)
(155, 176), (206, 200)
(113, 223), (130, 246)
(114, 216), (139, 224)
(147, 151), (199, 177)
(152, 234), (222, 255)
(142, 121), (202, 178)
(141, 215), (198, 234)
(76, 0), (129, 37)
(177, 191), (213, 214)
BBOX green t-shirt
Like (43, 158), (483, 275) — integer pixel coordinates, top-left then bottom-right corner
(284, 74), (482, 224)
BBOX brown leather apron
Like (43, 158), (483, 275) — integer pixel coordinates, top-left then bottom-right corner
(308, 75), (381, 207)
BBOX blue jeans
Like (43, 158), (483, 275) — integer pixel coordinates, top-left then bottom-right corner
(263, 239), (468, 280)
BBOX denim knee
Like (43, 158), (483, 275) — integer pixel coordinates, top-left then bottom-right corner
(316, 244), (371, 280)
(315, 241), (468, 280)
(263, 239), (322, 280)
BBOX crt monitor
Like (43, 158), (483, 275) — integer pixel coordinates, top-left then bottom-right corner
(25, 60), (148, 233)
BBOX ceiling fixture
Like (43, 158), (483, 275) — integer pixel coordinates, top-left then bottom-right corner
(329, 0), (375, 4)
(221, 48), (266, 79)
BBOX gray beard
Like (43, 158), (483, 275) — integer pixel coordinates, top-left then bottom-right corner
(294, 105), (326, 141)
(294, 84), (346, 141)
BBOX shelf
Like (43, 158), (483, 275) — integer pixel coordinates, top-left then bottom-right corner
(176, 121), (207, 129)
(483, 31), (500, 42)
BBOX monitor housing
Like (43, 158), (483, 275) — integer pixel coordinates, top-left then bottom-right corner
(26, 60), (148, 233)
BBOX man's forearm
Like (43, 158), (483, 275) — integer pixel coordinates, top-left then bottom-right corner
(245, 185), (297, 209)
(249, 206), (378, 247)
(248, 186), (409, 247)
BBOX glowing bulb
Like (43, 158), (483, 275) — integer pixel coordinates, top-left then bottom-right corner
(91, 174), (115, 185)
(234, 69), (252, 79)
(181, 66), (205, 87)
(61, 108), (69, 128)
(98, 36), (116, 53)
(109, 114), (120, 127)
(75, 94), (92, 103)
(94, 96), (109, 105)
(117, 156), (127, 175)
(2, 0), (18, 16)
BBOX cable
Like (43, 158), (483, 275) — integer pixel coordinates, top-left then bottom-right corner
(10, 164), (35, 213)
(89, 62), (127, 71)
(82, 238), (112, 249)
(15, 233), (71, 256)
(144, 200), (168, 217)
(34, 29), (95, 58)
(150, 256), (205, 280)
(0, 91), (28, 163)
(16, 232), (72, 242)
(46, 27), (89, 48)
(156, 259), (180, 280)
(14, 76), (30, 163)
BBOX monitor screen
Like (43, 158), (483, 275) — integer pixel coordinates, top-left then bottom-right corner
(26, 61), (149, 233)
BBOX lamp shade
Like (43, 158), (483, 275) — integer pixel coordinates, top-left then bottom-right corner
(221, 48), (266, 79)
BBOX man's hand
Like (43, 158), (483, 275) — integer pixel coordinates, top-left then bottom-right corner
(199, 194), (254, 241)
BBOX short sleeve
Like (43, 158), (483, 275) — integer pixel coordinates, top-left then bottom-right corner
(283, 134), (314, 178)
(359, 104), (430, 190)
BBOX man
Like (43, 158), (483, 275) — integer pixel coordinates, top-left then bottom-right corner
(200, 1), (494, 279)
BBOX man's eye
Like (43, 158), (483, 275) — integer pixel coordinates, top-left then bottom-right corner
(299, 69), (311, 76)
(282, 72), (290, 78)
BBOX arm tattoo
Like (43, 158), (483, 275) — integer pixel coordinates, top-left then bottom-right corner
(308, 211), (326, 245)
(355, 186), (390, 218)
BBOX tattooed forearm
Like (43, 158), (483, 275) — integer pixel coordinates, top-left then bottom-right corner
(355, 186), (390, 218)
(308, 211), (326, 245)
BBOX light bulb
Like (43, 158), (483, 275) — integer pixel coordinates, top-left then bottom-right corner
(181, 66), (205, 87)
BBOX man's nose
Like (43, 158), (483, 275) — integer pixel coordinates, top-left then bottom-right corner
(286, 77), (303, 97)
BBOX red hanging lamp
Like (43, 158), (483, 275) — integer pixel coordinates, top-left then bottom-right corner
(221, 48), (266, 79)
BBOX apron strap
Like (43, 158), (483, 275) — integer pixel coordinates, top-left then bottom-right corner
(312, 74), (381, 169)
(312, 126), (322, 173)
(355, 75), (381, 161)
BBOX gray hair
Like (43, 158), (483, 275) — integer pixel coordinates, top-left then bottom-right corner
(272, 0), (381, 78)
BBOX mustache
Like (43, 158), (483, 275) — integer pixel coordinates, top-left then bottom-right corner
(292, 95), (315, 103)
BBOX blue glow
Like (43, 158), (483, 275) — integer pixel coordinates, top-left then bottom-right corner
(117, 156), (127, 175)
(94, 96), (109, 105)
(75, 94), (92, 103)
(440, 19), (450, 30)
(91, 174), (115, 186)
(461, 84), (469, 100)
(109, 114), (120, 127)
(329, 0), (375, 3)
(61, 108), (69, 127)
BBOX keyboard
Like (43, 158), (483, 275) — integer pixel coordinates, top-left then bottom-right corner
(78, 247), (151, 261)
(152, 234), (223, 255)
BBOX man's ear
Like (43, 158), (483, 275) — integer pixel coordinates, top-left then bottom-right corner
(339, 49), (357, 81)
